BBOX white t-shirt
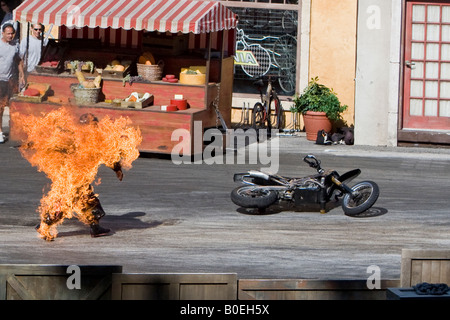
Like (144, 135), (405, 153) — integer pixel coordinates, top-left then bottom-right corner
(20, 36), (48, 72)
(0, 38), (19, 81)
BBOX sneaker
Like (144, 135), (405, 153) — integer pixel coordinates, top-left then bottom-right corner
(90, 223), (111, 238)
(0, 132), (4, 144)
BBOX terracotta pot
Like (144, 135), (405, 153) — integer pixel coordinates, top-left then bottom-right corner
(303, 111), (332, 141)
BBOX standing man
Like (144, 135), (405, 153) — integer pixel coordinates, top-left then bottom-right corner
(20, 23), (48, 73)
(0, 23), (24, 144)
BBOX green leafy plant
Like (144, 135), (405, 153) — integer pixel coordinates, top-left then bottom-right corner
(291, 77), (347, 121)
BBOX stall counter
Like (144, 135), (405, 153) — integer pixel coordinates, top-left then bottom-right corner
(9, 58), (233, 156)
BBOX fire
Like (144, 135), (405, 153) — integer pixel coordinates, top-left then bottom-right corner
(12, 107), (142, 240)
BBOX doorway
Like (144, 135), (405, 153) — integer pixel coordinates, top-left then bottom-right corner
(403, 1), (450, 130)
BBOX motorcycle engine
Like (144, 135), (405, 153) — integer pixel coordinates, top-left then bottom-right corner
(293, 186), (320, 205)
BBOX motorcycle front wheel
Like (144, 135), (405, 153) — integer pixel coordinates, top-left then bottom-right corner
(341, 181), (379, 216)
(231, 186), (278, 209)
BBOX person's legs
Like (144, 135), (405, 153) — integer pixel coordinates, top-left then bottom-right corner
(77, 187), (111, 237)
(0, 81), (8, 143)
(0, 79), (13, 143)
(0, 106), (4, 143)
(36, 210), (64, 241)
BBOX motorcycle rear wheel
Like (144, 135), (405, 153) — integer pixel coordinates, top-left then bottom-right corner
(231, 186), (278, 209)
(341, 181), (379, 216)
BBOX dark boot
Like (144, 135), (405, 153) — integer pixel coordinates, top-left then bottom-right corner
(92, 203), (106, 220)
(90, 223), (110, 238)
(86, 193), (106, 221)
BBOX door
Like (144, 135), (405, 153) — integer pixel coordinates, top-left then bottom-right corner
(403, 1), (450, 130)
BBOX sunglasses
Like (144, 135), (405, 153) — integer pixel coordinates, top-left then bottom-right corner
(34, 28), (43, 31)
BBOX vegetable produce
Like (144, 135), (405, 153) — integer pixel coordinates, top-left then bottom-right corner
(23, 88), (40, 96)
(65, 60), (95, 73)
(122, 75), (143, 87)
(27, 83), (49, 95)
(75, 70), (86, 84)
(138, 51), (156, 65)
(40, 61), (59, 68)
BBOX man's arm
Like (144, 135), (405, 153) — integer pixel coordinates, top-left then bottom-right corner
(18, 58), (25, 88)
(113, 162), (123, 181)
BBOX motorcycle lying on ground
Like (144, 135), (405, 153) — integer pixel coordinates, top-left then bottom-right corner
(231, 155), (379, 216)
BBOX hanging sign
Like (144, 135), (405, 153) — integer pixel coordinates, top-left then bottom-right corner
(234, 50), (260, 66)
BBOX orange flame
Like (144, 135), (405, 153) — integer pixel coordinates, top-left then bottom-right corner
(12, 107), (142, 240)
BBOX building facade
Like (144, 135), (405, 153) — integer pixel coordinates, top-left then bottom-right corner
(224, 0), (450, 146)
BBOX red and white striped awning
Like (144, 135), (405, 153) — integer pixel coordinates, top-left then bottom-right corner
(13, 0), (238, 34)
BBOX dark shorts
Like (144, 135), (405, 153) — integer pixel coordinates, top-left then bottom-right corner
(0, 80), (14, 107)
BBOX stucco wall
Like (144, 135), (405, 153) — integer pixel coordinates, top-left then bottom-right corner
(354, 0), (401, 146)
(308, 0), (358, 126)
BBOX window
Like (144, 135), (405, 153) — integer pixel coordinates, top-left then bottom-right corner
(228, 6), (298, 95)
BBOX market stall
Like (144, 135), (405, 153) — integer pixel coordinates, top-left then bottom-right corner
(10, 0), (237, 155)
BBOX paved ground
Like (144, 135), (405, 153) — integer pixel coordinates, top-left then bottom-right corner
(1, 108), (450, 280)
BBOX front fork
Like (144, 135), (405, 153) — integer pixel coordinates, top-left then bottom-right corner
(319, 177), (327, 214)
(331, 176), (354, 194)
(330, 176), (359, 206)
(319, 176), (352, 214)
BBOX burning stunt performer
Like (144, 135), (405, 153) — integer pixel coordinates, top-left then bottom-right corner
(14, 108), (142, 241)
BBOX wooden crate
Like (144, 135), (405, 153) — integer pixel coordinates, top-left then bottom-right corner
(112, 273), (237, 300)
(238, 279), (400, 300)
(0, 264), (122, 300)
(34, 39), (67, 75)
(401, 249), (450, 287)
(16, 82), (51, 103)
(120, 94), (154, 109)
(101, 65), (131, 80)
(34, 62), (62, 74)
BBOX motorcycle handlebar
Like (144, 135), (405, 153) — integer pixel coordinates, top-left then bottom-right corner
(303, 155), (322, 171)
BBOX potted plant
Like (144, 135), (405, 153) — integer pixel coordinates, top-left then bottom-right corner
(291, 77), (348, 141)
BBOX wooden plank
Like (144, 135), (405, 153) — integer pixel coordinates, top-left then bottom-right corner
(431, 261), (442, 284)
(421, 260), (432, 283)
(82, 275), (114, 300)
(218, 56), (234, 127)
(398, 130), (450, 145)
(6, 275), (36, 300)
(410, 261), (423, 286)
(441, 261), (450, 284)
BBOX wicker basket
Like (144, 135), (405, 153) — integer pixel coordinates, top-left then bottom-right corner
(71, 84), (101, 105)
(137, 60), (164, 81)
